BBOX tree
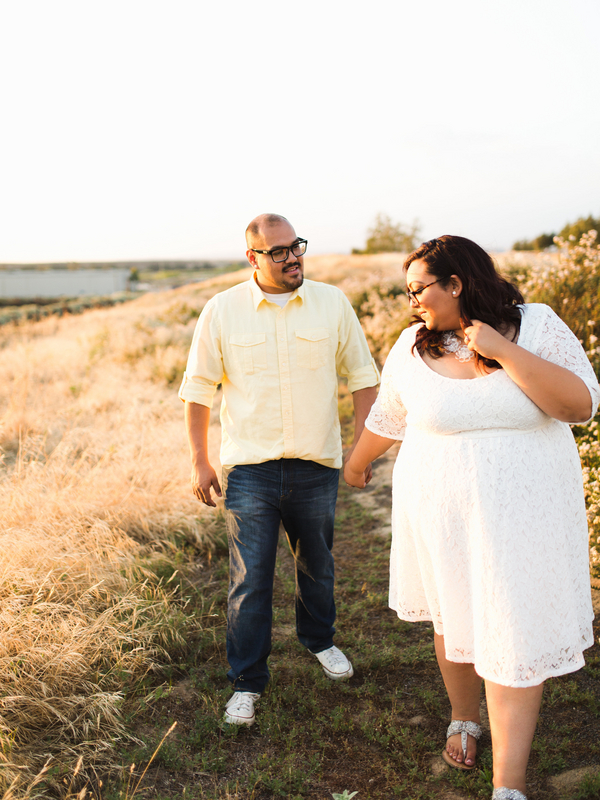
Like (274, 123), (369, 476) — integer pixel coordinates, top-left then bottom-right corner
(354, 213), (421, 254)
(513, 215), (600, 251)
(512, 239), (535, 251)
(532, 233), (556, 250)
(560, 215), (600, 242)
(513, 232), (556, 251)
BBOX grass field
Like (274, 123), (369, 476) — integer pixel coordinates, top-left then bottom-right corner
(0, 248), (599, 799)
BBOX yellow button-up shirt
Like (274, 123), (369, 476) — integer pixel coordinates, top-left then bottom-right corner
(179, 274), (379, 469)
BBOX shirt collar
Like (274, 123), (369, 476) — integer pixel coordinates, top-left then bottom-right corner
(249, 271), (305, 310)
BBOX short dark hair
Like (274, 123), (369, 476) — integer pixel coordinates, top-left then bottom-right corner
(404, 235), (524, 370)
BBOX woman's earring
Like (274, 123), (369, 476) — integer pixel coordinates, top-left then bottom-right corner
(452, 291), (456, 295)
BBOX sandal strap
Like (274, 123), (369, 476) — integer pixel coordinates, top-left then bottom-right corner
(446, 719), (482, 758)
(492, 789), (527, 800)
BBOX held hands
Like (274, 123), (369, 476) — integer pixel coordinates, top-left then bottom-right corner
(343, 445), (372, 489)
(191, 461), (222, 507)
(463, 320), (513, 361)
(344, 461), (369, 488)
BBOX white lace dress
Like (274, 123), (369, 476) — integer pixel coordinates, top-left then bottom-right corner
(365, 303), (600, 687)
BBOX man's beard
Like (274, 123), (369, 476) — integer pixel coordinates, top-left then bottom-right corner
(280, 263), (303, 290)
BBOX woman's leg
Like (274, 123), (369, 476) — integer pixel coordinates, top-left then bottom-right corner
(485, 680), (544, 794)
(434, 632), (482, 766)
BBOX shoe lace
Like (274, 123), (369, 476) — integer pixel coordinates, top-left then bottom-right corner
(324, 647), (345, 666)
(230, 692), (254, 713)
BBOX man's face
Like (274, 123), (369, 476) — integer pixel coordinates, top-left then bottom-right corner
(247, 221), (304, 294)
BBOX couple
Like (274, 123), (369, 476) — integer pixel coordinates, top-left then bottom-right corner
(180, 216), (599, 800)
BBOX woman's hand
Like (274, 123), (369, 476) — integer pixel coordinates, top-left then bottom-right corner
(344, 428), (396, 488)
(463, 320), (512, 361)
(344, 443), (372, 486)
(343, 459), (368, 488)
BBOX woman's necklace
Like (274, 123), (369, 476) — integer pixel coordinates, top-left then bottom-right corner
(441, 331), (474, 362)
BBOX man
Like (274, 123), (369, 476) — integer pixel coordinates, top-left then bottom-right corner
(179, 213), (378, 726)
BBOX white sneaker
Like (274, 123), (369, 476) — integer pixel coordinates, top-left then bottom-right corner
(223, 691), (260, 725)
(313, 645), (354, 680)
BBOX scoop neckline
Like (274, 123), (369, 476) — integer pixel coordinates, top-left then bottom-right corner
(412, 320), (523, 382)
(414, 348), (506, 381)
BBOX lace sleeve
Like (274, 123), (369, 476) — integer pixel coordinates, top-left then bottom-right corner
(529, 304), (600, 422)
(365, 336), (408, 440)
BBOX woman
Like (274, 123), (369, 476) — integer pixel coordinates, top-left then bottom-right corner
(344, 236), (599, 800)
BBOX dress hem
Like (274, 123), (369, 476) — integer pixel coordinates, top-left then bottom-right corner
(392, 607), (594, 687)
(473, 649), (592, 688)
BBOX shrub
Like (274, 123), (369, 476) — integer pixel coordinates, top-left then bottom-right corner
(515, 230), (600, 374)
(560, 215), (600, 243)
(513, 232), (556, 251)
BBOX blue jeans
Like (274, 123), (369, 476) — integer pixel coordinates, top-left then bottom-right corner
(222, 459), (339, 693)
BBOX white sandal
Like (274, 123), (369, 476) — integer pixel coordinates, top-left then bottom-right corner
(441, 719), (482, 770)
(492, 789), (527, 800)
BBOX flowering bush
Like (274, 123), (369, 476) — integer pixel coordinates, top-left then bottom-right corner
(511, 230), (600, 373)
(574, 420), (600, 581)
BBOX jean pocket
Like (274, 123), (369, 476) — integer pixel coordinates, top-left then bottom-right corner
(229, 333), (267, 374)
(295, 328), (330, 369)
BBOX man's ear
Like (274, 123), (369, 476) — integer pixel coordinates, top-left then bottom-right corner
(246, 249), (259, 269)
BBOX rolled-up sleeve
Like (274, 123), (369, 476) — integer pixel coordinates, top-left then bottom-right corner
(335, 292), (380, 393)
(178, 300), (224, 408)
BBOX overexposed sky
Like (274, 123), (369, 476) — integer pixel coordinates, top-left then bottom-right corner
(0, 0), (598, 262)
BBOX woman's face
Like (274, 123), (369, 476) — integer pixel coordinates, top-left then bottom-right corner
(405, 258), (462, 331)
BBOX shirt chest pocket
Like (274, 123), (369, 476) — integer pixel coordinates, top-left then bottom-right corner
(295, 328), (330, 370)
(229, 333), (267, 374)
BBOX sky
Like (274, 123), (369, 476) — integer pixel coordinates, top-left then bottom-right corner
(0, 0), (599, 262)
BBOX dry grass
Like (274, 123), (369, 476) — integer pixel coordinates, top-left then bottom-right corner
(0, 280), (235, 796)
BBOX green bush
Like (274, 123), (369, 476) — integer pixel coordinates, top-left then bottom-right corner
(560, 215), (600, 243)
(513, 232), (556, 251)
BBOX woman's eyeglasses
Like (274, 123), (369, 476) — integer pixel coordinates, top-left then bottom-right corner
(406, 278), (443, 304)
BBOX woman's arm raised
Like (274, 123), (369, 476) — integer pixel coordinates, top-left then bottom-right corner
(465, 319), (593, 422)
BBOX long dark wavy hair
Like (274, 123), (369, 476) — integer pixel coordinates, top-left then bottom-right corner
(404, 235), (524, 370)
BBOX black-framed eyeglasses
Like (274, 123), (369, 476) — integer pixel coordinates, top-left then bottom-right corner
(406, 278), (443, 304)
(250, 238), (308, 263)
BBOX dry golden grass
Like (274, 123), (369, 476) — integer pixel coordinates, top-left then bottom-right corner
(0, 278), (237, 796)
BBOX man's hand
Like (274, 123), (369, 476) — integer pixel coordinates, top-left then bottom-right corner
(191, 460), (222, 507)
